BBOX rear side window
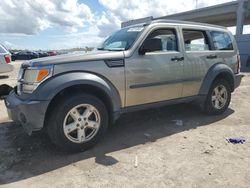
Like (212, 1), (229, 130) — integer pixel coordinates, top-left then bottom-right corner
(210, 31), (233, 50)
(0, 45), (7, 53)
(147, 29), (178, 52)
(183, 30), (210, 51)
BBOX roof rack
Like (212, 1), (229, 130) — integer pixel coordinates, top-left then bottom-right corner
(151, 19), (226, 29)
(121, 17), (226, 29)
(121, 16), (153, 28)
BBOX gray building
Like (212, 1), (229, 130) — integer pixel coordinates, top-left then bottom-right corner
(122, 0), (250, 71)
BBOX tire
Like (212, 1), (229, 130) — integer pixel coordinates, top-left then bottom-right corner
(203, 79), (231, 115)
(47, 93), (108, 152)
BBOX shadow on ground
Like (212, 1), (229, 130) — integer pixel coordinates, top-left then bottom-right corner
(0, 103), (234, 184)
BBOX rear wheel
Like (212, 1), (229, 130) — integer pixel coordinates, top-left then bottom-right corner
(203, 79), (231, 115)
(47, 93), (108, 152)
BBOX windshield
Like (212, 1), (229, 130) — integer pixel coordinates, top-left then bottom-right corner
(98, 26), (144, 51)
(0, 44), (8, 53)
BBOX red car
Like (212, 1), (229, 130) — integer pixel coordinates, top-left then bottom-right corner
(47, 51), (57, 56)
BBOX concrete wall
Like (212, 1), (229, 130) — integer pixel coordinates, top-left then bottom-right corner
(235, 34), (250, 71)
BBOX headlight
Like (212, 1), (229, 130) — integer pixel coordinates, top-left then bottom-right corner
(24, 68), (50, 83)
(18, 65), (53, 94)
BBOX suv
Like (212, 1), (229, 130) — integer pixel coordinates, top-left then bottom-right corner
(5, 20), (243, 152)
(0, 44), (13, 73)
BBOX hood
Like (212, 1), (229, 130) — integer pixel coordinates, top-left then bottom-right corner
(29, 50), (125, 67)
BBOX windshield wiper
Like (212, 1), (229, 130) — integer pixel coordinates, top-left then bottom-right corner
(97, 47), (106, 50)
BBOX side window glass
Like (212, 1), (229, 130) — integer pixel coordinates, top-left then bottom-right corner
(146, 29), (178, 52)
(211, 31), (233, 50)
(183, 30), (210, 51)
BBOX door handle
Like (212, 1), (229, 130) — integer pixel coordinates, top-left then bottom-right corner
(171, 57), (184, 62)
(206, 55), (217, 59)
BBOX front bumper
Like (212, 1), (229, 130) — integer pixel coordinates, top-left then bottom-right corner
(5, 91), (49, 135)
(234, 73), (244, 89)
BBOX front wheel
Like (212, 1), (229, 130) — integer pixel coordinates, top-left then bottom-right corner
(47, 93), (108, 152)
(204, 79), (231, 115)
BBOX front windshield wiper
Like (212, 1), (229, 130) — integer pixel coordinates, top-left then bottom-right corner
(97, 47), (106, 50)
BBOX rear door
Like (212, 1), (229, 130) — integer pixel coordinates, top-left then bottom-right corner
(125, 26), (184, 106)
(180, 28), (216, 97)
(209, 31), (236, 72)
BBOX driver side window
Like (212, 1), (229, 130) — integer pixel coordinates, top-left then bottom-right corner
(145, 29), (178, 53)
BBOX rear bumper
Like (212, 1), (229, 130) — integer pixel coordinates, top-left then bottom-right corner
(0, 64), (13, 74)
(234, 73), (244, 89)
(5, 91), (49, 135)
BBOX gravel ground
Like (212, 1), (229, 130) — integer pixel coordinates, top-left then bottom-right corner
(0, 61), (249, 188)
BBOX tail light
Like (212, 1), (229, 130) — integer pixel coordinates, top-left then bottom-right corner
(4, 55), (11, 64)
(236, 54), (241, 74)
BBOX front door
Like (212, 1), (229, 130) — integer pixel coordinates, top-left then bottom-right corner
(125, 27), (184, 106)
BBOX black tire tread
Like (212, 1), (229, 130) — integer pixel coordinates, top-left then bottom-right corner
(47, 92), (108, 152)
(203, 79), (231, 115)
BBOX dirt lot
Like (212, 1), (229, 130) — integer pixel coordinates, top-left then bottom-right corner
(0, 61), (249, 188)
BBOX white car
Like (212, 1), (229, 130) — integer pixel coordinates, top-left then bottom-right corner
(0, 44), (13, 74)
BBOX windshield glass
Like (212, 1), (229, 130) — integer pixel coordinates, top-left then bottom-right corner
(98, 26), (144, 51)
(0, 45), (8, 53)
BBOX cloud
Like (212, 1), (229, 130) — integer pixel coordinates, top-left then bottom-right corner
(96, 11), (121, 37)
(97, 0), (234, 37)
(99, 0), (234, 21)
(0, 0), (93, 35)
(0, 0), (235, 49)
(47, 25), (103, 49)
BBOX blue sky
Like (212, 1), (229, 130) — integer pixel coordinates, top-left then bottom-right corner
(83, 0), (103, 13)
(0, 0), (234, 50)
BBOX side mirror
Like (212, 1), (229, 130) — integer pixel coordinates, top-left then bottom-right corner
(139, 38), (162, 55)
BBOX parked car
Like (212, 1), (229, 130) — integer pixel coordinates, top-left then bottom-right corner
(5, 20), (243, 152)
(37, 51), (49, 58)
(12, 51), (39, 61)
(47, 51), (57, 56)
(0, 44), (13, 73)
